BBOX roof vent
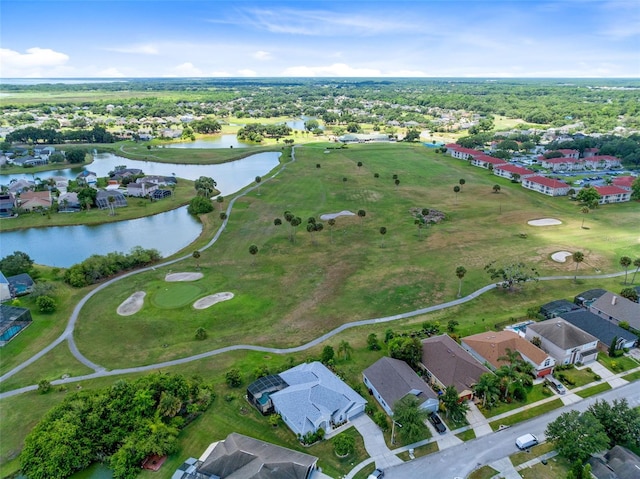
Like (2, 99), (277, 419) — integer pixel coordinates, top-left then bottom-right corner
(612, 296), (617, 305)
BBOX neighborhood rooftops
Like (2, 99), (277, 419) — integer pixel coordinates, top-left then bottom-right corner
(461, 330), (549, 369)
(526, 318), (599, 350)
(196, 432), (318, 479)
(559, 310), (637, 349)
(590, 292), (640, 330)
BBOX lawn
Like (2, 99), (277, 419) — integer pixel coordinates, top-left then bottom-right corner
(467, 465), (499, 479)
(396, 441), (439, 461)
(598, 352), (640, 373)
(519, 455), (572, 479)
(455, 429), (476, 441)
(510, 442), (555, 467)
(482, 384), (553, 418)
(66, 144), (640, 369)
(489, 399), (563, 431)
(622, 370), (640, 381)
(554, 365), (600, 389)
(576, 382), (611, 398)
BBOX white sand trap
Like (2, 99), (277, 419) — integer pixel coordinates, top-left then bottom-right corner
(193, 292), (234, 310)
(552, 251), (573, 263)
(320, 210), (356, 221)
(165, 272), (204, 282)
(117, 291), (146, 316)
(528, 218), (562, 226)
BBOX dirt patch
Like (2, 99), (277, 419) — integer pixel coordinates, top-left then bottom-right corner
(528, 218), (562, 226)
(165, 272), (204, 282)
(193, 292), (234, 310)
(551, 251), (573, 263)
(320, 210), (355, 221)
(117, 291), (146, 316)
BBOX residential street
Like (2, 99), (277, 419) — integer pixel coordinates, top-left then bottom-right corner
(381, 381), (640, 479)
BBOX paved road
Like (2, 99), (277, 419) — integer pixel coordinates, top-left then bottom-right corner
(381, 381), (640, 479)
(0, 143), (630, 398)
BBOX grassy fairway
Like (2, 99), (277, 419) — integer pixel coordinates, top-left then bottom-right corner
(70, 143), (639, 368)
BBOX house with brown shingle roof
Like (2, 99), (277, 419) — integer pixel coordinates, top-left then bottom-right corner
(524, 318), (598, 365)
(18, 190), (52, 212)
(461, 330), (555, 378)
(363, 356), (439, 416)
(420, 334), (491, 400)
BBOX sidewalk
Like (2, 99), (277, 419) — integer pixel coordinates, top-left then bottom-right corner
(466, 401), (493, 437)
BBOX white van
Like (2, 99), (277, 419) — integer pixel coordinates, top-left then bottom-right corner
(515, 433), (538, 450)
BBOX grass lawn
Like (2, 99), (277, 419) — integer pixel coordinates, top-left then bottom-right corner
(622, 370), (640, 381)
(468, 465), (499, 479)
(0, 157), (93, 175)
(576, 382), (611, 398)
(353, 463), (377, 479)
(510, 442), (555, 467)
(456, 429), (476, 441)
(598, 352), (640, 373)
(519, 455), (572, 479)
(482, 384), (553, 418)
(489, 399), (563, 431)
(554, 366), (600, 388)
(396, 441), (439, 461)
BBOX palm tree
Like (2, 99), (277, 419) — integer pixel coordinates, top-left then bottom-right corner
(220, 212), (228, 221)
(394, 178), (400, 187)
(107, 195), (116, 216)
(379, 226), (387, 247)
(459, 178), (466, 190)
(474, 373), (500, 408)
(453, 185), (460, 204)
(631, 258), (640, 284)
(357, 161), (363, 169)
(455, 266), (467, 298)
(581, 206), (589, 228)
(414, 217), (425, 237)
(573, 251), (584, 281)
(328, 218), (336, 243)
(338, 340), (353, 360)
(493, 184), (501, 194)
(255, 176), (262, 195)
(290, 216), (301, 243)
(192, 250), (201, 269)
(216, 196), (224, 210)
(620, 256), (632, 284)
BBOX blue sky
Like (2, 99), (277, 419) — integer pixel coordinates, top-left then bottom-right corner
(1, 0), (638, 78)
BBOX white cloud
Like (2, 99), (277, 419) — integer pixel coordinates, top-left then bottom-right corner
(0, 47), (69, 76)
(105, 44), (159, 55)
(210, 71), (232, 77)
(253, 50), (272, 60)
(238, 69), (257, 77)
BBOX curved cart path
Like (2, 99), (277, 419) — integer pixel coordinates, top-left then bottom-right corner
(0, 146), (630, 398)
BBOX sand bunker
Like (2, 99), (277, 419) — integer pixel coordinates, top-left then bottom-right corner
(528, 218), (562, 226)
(552, 251), (573, 263)
(165, 272), (204, 282)
(117, 291), (146, 316)
(193, 292), (234, 310)
(320, 210), (356, 221)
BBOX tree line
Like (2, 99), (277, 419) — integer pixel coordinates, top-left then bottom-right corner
(21, 373), (215, 479)
(5, 125), (115, 145)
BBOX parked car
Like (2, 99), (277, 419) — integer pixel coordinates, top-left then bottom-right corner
(367, 468), (384, 479)
(545, 376), (566, 395)
(515, 433), (539, 450)
(429, 412), (447, 433)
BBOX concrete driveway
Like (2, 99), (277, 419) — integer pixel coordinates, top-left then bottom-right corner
(351, 414), (404, 470)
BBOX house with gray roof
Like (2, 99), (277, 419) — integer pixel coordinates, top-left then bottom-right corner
(173, 432), (318, 479)
(363, 356), (439, 416)
(588, 445), (640, 479)
(590, 292), (640, 331)
(420, 334), (491, 400)
(0, 192), (17, 218)
(96, 190), (127, 209)
(559, 310), (637, 351)
(271, 362), (366, 438)
(524, 318), (599, 365)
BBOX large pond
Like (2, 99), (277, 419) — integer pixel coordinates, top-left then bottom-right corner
(0, 151), (281, 267)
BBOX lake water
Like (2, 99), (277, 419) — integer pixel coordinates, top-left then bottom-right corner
(0, 151), (281, 267)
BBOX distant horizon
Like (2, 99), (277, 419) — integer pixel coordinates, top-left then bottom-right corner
(2, 1), (638, 79)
